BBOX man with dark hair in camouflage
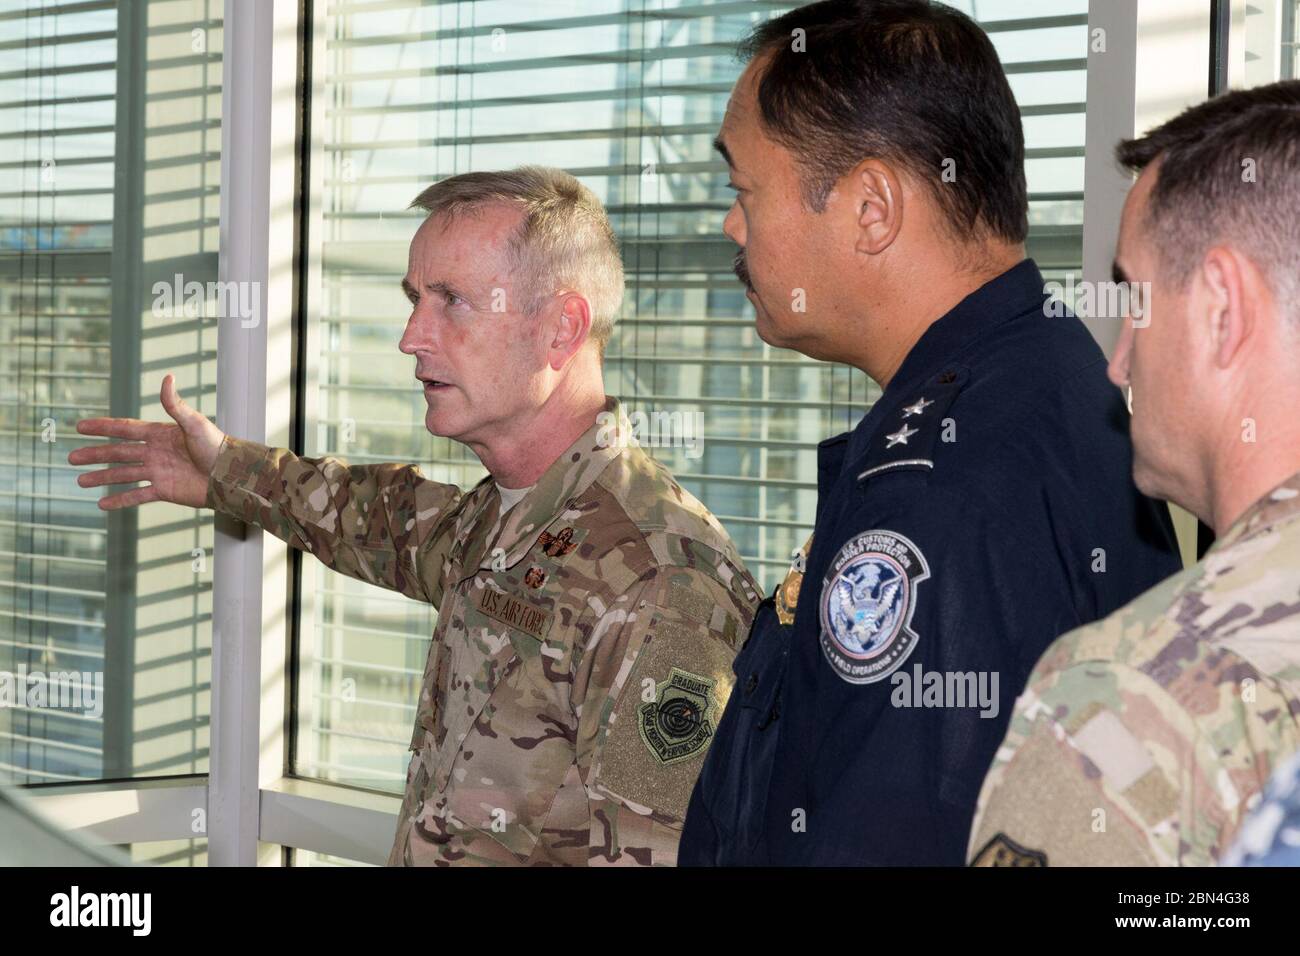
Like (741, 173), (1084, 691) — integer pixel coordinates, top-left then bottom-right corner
(67, 165), (759, 866)
(970, 81), (1300, 866)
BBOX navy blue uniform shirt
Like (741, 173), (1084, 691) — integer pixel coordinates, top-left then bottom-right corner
(679, 259), (1182, 866)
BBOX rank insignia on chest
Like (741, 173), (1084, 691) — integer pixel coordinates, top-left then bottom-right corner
(775, 533), (813, 626)
(523, 565), (547, 589)
(638, 667), (717, 765)
(538, 526), (578, 558)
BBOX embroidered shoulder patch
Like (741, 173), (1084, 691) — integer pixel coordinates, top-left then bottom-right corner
(638, 667), (717, 765)
(592, 623), (734, 822)
(819, 529), (930, 684)
(971, 833), (1048, 867)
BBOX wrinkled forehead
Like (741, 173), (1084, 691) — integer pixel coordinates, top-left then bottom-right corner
(406, 204), (522, 278)
(719, 57), (766, 146)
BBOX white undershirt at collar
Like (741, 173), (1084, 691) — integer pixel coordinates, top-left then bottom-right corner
(495, 482), (534, 513)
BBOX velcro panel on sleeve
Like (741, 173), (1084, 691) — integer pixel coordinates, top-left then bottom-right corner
(970, 725), (1159, 866)
(591, 618), (736, 824)
(668, 581), (713, 626)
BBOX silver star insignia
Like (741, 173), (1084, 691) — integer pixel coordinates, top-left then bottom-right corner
(901, 397), (933, 418)
(885, 423), (918, 448)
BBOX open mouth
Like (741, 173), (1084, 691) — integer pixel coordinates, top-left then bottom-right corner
(420, 378), (451, 391)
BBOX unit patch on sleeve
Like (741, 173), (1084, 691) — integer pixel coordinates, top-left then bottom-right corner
(638, 667), (717, 765)
(971, 833), (1049, 867)
(819, 529), (930, 684)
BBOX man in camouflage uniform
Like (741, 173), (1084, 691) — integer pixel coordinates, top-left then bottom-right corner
(969, 82), (1300, 867)
(69, 166), (759, 866)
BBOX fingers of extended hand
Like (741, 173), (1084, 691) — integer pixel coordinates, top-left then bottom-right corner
(75, 418), (152, 441)
(77, 465), (150, 489)
(98, 485), (160, 511)
(67, 440), (148, 466)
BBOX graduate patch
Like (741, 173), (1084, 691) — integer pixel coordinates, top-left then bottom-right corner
(971, 833), (1048, 867)
(638, 667), (716, 765)
(819, 529), (930, 684)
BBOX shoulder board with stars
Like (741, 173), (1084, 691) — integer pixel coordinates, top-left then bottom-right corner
(857, 366), (968, 483)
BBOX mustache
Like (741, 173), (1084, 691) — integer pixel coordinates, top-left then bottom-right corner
(732, 248), (754, 292)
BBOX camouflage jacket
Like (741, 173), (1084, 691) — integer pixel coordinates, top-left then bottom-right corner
(206, 398), (760, 866)
(969, 471), (1300, 866)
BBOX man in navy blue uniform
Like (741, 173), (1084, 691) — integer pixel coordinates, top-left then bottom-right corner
(680, 0), (1183, 866)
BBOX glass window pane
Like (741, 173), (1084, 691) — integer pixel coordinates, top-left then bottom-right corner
(1240, 0), (1299, 84)
(293, 848), (376, 867)
(122, 837), (207, 866)
(0, 0), (222, 786)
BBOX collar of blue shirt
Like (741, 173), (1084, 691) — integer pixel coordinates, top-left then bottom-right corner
(827, 257), (1048, 473)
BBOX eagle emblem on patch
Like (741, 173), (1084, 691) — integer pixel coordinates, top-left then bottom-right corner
(538, 526), (578, 558)
(971, 833), (1048, 867)
(638, 667), (716, 765)
(819, 529), (930, 684)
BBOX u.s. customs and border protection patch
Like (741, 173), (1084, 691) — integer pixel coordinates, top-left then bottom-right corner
(638, 667), (717, 765)
(775, 534), (813, 626)
(819, 529), (930, 684)
(971, 833), (1048, 867)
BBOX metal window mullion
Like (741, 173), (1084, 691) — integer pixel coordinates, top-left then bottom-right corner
(210, 0), (275, 868)
(1083, 0), (1214, 566)
(1081, 0), (1139, 359)
(103, 0), (146, 785)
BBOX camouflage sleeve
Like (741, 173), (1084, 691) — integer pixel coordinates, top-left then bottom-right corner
(205, 435), (462, 606)
(575, 565), (753, 866)
(967, 654), (1300, 866)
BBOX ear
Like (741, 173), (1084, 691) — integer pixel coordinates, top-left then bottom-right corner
(853, 159), (905, 256)
(547, 293), (592, 370)
(1200, 246), (1256, 370)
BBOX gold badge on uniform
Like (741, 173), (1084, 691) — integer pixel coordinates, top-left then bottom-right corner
(775, 534), (813, 626)
(971, 833), (1048, 867)
(638, 667), (716, 765)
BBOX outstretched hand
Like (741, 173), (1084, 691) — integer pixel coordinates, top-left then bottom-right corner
(68, 374), (227, 510)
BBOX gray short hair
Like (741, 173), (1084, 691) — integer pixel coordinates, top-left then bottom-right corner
(409, 166), (624, 355)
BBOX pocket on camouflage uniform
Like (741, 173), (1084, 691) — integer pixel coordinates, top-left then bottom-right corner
(413, 636), (449, 749)
(432, 583), (571, 860)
